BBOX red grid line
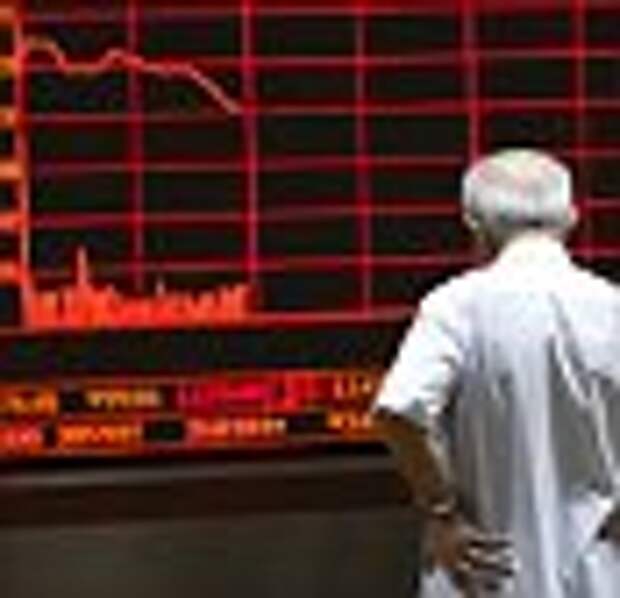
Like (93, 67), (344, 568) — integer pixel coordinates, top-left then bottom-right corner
(355, 0), (372, 311)
(242, 0), (261, 304)
(29, 198), (616, 231)
(128, 0), (144, 290)
(30, 203), (461, 230)
(32, 155), (468, 174)
(23, 47), (620, 71)
(16, 0), (31, 298)
(31, 155), (620, 178)
(574, 0), (591, 260)
(583, 199), (620, 211)
(33, 252), (472, 280)
(575, 247), (620, 260)
(22, 1), (597, 22)
(23, 97), (620, 127)
(29, 246), (620, 283)
(460, 0), (478, 289)
(462, 0), (480, 162)
(16, 101), (569, 122)
(29, 149), (620, 177)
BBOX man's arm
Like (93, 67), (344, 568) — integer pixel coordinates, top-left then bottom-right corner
(373, 291), (514, 591)
(373, 407), (455, 516)
(374, 407), (514, 594)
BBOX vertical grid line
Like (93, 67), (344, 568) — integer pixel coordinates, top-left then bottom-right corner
(355, 0), (372, 312)
(15, 0), (30, 313)
(574, 0), (590, 261)
(462, 0), (480, 267)
(242, 0), (260, 307)
(128, 0), (144, 291)
(462, 0), (480, 162)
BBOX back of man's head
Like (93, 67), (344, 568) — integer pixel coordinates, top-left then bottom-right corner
(462, 148), (577, 245)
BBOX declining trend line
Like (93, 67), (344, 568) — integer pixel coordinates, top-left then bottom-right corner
(21, 36), (242, 116)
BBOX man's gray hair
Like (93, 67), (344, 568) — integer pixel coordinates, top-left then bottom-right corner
(462, 149), (577, 242)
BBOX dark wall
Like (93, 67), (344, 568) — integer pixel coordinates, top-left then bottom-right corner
(0, 508), (419, 598)
(0, 454), (421, 598)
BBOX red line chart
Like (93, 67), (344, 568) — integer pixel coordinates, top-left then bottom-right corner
(21, 35), (242, 116)
(3, 0), (620, 333)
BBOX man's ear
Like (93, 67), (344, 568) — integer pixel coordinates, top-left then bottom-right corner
(463, 215), (487, 246)
(462, 214), (480, 234)
(567, 205), (579, 230)
(463, 215), (499, 260)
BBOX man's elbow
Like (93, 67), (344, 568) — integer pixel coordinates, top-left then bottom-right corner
(372, 405), (429, 446)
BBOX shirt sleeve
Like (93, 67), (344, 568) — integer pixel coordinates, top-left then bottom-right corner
(372, 287), (469, 430)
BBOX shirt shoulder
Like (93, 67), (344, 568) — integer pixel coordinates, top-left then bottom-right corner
(570, 265), (620, 298)
(420, 267), (489, 318)
(372, 269), (486, 422)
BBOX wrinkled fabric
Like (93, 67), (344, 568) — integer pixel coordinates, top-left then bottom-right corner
(374, 236), (620, 597)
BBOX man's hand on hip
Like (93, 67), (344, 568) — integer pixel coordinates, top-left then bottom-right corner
(424, 512), (516, 596)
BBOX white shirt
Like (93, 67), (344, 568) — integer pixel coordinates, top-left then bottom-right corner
(374, 235), (620, 598)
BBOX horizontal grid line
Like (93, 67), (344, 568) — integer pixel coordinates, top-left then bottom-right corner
(27, 98), (620, 124)
(28, 199), (620, 231)
(31, 204), (461, 229)
(23, 2), (591, 23)
(23, 47), (620, 69)
(22, 6), (465, 22)
(32, 155), (468, 176)
(576, 247), (620, 259)
(33, 253), (472, 279)
(31, 149), (620, 177)
(584, 199), (620, 210)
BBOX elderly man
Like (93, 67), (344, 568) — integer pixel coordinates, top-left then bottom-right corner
(373, 149), (620, 597)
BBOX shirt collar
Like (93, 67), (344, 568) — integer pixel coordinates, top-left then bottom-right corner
(494, 234), (572, 270)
